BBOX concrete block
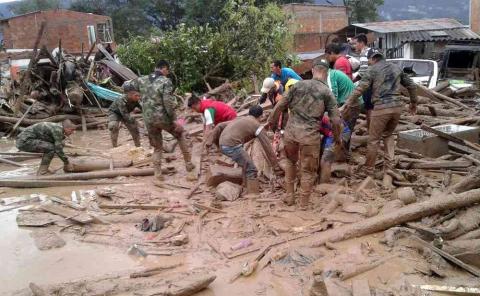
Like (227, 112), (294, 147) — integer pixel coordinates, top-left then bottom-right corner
(398, 124), (480, 158)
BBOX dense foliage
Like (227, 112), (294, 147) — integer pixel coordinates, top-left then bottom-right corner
(117, 0), (293, 93)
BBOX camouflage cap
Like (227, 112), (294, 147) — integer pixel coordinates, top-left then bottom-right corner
(122, 80), (139, 92)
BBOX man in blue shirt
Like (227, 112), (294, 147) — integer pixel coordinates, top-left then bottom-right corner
(271, 60), (302, 86)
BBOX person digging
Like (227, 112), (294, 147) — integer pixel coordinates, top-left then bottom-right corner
(16, 120), (76, 175)
(207, 105), (281, 196)
(108, 81), (142, 148)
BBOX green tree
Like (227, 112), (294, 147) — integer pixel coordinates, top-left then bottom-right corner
(70, 0), (184, 41)
(117, 0), (293, 92)
(10, 0), (61, 14)
(342, 0), (384, 23)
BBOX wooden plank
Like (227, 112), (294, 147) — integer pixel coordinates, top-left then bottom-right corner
(411, 236), (480, 277)
(49, 196), (86, 211)
(40, 204), (93, 224)
(98, 203), (167, 210)
(412, 160), (471, 169)
(352, 280), (372, 296)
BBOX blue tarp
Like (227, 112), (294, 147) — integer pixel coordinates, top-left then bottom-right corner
(86, 82), (122, 102)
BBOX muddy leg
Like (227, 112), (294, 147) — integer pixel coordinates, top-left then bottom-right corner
(108, 121), (120, 148)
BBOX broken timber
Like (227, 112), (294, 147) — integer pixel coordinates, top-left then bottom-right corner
(29, 168), (155, 181)
(40, 203), (94, 224)
(311, 188), (480, 247)
(411, 236), (480, 277)
(0, 179), (124, 188)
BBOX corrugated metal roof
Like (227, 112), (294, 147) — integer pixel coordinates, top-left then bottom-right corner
(296, 50), (324, 61)
(353, 18), (465, 34)
(397, 28), (480, 42)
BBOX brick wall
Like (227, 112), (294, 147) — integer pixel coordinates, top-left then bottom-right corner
(283, 4), (348, 52)
(1, 9), (113, 54)
(471, 0), (480, 34)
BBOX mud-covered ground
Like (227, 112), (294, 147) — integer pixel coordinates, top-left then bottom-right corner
(1, 127), (479, 296)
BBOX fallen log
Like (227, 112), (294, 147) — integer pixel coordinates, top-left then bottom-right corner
(0, 114), (93, 126)
(99, 203), (167, 210)
(0, 179), (124, 188)
(443, 239), (480, 255)
(450, 167), (480, 193)
(310, 188), (480, 247)
(40, 203), (94, 224)
(411, 236), (480, 277)
(0, 157), (25, 167)
(411, 160), (471, 169)
(67, 157), (133, 173)
(130, 262), (183, 278)
(26, 168), (156, 181)
(417, 84), (470, 109)
(206, 165), (243, 187)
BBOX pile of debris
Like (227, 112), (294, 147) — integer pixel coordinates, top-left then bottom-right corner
(0, 22), (137, 136)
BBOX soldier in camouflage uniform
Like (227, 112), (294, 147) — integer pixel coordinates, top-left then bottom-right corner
(132, 60), (194, 184)
(268, 60), (341, 210)
(342, 50), (417, 180)
(16, 120), (76, 175)
(108, 82), (142, 147)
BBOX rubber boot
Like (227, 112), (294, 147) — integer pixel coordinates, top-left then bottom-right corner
(132, 132), (141, 147)
(177, 134), (195, 172)
(110, 129), (119, 148)
(152, 151), (164, 187)
(282, 162), (296, 206)
(37, 164), (53, 175)
(127, 122), (141, 147)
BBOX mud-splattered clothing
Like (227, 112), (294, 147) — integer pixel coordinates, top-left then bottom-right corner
(16, 122), (68, 164)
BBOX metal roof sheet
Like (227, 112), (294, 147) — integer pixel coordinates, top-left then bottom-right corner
(397, 28), (480, 42)
(352, 18), (465, 34)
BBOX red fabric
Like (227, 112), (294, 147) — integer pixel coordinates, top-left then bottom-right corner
(334, 56), (353, 80)
(199, 99), (237, 125)
(319, 116), (333, 137)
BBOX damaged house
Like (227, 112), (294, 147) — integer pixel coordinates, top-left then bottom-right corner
(0, 9), (114, 54)
(336, 18), (480, 60)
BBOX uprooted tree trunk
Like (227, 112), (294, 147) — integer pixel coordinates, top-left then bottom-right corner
(450, 167), (480, 193)
(311, 188), (480, 247)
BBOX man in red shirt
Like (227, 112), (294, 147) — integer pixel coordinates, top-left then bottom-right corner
(188, 95), (237, 141)
(325, 43), (353, 80)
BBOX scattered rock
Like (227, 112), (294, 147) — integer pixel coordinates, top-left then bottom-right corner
(215, 181), (243, 201)
(393, 187), (416, 204)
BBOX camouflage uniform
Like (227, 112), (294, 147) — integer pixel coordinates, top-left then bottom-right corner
(268, 78), (340, 209)
(16, 122), (69, 169)
(343, 59), (417, 173)
(108, 95), (141, 147)
(132, 73), (193, 180)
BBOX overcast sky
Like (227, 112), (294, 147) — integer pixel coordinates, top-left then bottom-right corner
(0, 0), (16, 3)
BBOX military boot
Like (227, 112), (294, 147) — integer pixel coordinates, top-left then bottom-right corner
(37, 164), (53, 176)
(110, 130), (119, 148)
(132, 133), (141, 148)
(177, 134), (195, 172)
(282, 162), (296, 206)
(152, 151), (164, 187)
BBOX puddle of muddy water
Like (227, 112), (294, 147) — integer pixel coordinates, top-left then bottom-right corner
(0, 204), (140, 294)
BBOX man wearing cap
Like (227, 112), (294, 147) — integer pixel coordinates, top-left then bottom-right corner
(16, 120), (76, 175)
(342, 50), (417, 181)
(132, 60), (195, 185)
(108, 81), (142, 148)
(271, 60), (302, 86)
(268, 60), (341, 210)
(208, 105), (280, 195)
